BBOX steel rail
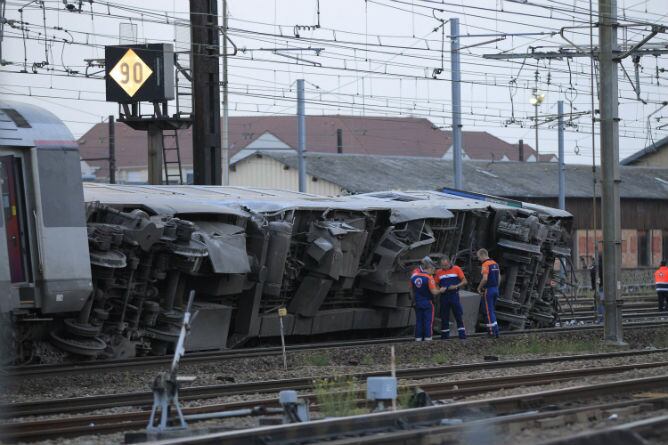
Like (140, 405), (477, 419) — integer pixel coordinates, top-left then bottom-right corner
(537, 412), (668, 444)
(290, 397), (668, 444)
(3, 354), (668, 419)
(7, 320), (668, 379)
(4, 365), (668, 443)
(131, 373), (668, 445)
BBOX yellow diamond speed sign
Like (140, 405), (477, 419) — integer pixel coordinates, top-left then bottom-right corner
(109, 49), (153, 97)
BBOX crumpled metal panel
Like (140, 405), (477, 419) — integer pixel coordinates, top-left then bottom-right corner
(388, 207), (454, 224)
(194, 221), (251, 274)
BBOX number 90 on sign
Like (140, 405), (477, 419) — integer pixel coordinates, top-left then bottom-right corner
(118, 62), (144, 85)
(108, 48), (153, 98)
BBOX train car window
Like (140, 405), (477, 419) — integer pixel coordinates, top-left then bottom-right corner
(37, 148), (86, 227)
(0, 109), (31, 128)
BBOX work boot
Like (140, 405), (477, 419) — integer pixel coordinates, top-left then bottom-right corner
(441, 330), (450, 340)
(458, 328), (466, 339)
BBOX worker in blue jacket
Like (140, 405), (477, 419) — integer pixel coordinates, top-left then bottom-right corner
(410, 257), (444, 341)
(435, 256), (468, 339)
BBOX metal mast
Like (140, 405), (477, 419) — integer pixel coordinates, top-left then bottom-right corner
(557, 101), (565, 210)
(598, 0), (624, 344)
(450, 18), (462, 189)
(297, 79), (307, 193)
(190, 0), (222, 185)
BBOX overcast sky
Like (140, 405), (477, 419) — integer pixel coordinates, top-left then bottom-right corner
(2, 0), (667, 163)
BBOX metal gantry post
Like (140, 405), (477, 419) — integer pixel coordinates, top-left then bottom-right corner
(297, 79), (307, 193)
(557, 101), (565, 210)
(221, 0), (230, 185)
(108, 115), (116, 184)
(190, 0), (222, 185)
(450, 18), (463, 189)
(598, 0), (624, 344)
(147, 126), (164, 185)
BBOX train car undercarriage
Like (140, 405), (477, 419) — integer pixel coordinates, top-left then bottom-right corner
(23, 185), (571, 360)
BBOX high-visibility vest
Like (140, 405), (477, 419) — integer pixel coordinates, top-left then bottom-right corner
(656, 266), (668, 291)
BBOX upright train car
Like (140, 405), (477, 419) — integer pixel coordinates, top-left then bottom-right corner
(0, 100), (92, 362)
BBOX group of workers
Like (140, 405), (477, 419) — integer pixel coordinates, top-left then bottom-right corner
(410, 248), (501, 342)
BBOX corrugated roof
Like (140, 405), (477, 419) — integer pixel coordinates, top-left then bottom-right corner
(247, 151), (668, 200)
(620, 135), (668, 165)
(77, 115), (553, 177)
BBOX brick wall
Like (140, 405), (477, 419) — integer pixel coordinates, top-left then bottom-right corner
(575, 229), (664, 269)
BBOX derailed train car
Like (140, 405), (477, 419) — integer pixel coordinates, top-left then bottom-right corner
(77, 185), (572, 359)
(0, 100), (573, 361)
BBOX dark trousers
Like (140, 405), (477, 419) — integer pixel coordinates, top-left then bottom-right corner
(440, 294), (466, 338)
(658, 290), (668, 312)
(415, 303), (434, 340)
(481, 288), (499, 337)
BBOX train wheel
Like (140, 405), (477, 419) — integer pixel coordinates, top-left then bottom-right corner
(63, 318), (102, 338)
(49, 331), (106, 357)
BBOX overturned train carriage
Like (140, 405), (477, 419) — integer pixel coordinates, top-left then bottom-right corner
(74, 185), (573, 358)
(0, 100), (573, 361)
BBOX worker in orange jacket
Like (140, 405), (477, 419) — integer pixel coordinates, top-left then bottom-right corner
(656, 260), (668, 312)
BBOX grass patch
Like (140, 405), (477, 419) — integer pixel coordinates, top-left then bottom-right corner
(360, 354), (374, 366)
(489, 335), (607, 356)
(397, 385), (413, 408)
(313, 377), (365, 417)
(431, 352), (448, 364)
(305, 353), (330, 367)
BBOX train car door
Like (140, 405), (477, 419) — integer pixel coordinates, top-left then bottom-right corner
(0, 155), (29, 283)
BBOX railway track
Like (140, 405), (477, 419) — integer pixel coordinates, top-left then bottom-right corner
(560, 310), (668, 323)
(3, 354), (668, 442)
(5, 347), (668, 418)
(103, 374), (668, 445)
(282, 397), (668, 445)
(7, 320), (668, 379)
(539, 412), (668, 444)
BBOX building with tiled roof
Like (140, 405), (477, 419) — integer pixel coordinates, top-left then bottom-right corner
(78, 115), (555, 182)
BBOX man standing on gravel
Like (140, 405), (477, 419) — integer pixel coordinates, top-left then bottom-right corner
(476, 248), (500, 338)
(435, 256), (468, 340)
(655, 260), (668, 312)
(410, 257), (444, 341)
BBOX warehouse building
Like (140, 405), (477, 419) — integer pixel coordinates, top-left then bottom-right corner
(621, 135), (668, 167)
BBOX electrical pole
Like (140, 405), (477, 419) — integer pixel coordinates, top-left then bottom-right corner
(221, 0), (230, 185)
(450, 18), (463, 190)
(108, 115), (116, 184)
(557, 101), (565, 210)
(297, 79), (307, 193)
(190, 0), (222, 185)
(534, 104), (539, 159)
(599, 0), (624, 344)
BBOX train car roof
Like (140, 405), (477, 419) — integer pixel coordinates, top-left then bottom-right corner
(0, 100), (77, 148)
(83, 184), (455, 223)
(83, 184), (574, 221)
